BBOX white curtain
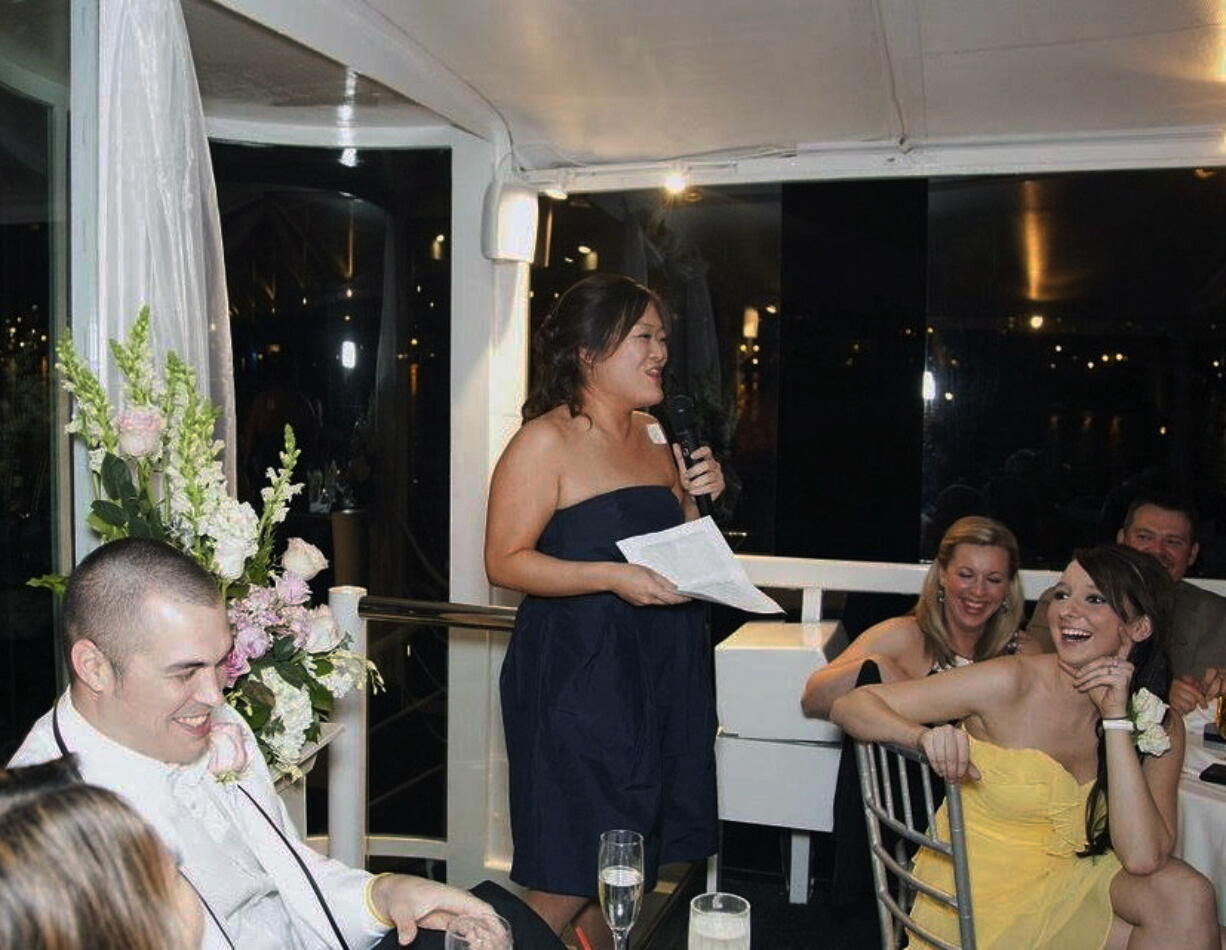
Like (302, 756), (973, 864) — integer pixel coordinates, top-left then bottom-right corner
(96, 0), (235, 486)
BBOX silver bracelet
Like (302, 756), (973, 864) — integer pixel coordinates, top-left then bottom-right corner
(1101, 717), (1135, 732)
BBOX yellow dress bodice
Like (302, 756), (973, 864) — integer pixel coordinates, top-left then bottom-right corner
(910, 735), (1121, 949)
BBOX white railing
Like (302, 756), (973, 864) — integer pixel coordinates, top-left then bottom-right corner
(320, 557), (1226, 878)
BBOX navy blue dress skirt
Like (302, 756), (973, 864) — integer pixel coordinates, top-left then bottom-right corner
(500, 485), (718, 898)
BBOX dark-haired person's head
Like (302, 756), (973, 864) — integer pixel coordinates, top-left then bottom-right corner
(1071, 544), (1173, 684)
(522, 273), (671, 422)
(1117, 493), (1199, 581)
(65, 538), (232, 764)
(0, 757), (202, 948)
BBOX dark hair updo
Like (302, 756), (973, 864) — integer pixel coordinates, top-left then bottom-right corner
(521, 273), (669, 422)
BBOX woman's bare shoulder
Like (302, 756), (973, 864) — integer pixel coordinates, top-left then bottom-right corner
(855, 615), (926, 656)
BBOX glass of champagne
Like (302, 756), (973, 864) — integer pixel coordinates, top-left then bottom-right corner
(688, 892), (750, 950)
(597, 829), (645, 950)
(443, 913), (512, 950)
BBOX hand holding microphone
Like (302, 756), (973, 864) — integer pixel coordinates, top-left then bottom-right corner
(665, 394), (724, 518)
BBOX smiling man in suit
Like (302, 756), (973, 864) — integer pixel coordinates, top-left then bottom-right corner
(10, 538), (553, 950)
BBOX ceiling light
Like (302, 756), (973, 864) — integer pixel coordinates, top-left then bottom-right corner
(1028, 314), (1044, 329)
(543, 186), (569, 201)
(577, 245), (592, 255)
(663, 168), (688, 195)
(339, 147), (357, 168)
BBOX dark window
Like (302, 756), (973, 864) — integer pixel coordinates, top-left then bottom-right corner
(212, 143), (451, 839)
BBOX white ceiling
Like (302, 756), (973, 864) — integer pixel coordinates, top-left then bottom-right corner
(195, 0), (1226, 173)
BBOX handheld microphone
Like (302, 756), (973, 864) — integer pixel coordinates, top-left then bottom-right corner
(665, 394), (714, 518)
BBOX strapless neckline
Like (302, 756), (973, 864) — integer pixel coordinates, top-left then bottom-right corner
(556, 483), (675, 514)
(968, 734), (1095, 788)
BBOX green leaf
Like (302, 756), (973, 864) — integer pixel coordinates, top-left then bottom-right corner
(26, 574), (68, 596)
(101, 453), (133, 501)
(311, 659), (334, 676)
(276, 661), (307, 688)
(241, 678), (276, 709)
(271, 637), (296, 662)
(91, 499), (128, 527)
(246, 704), (271, 731)
(306, 677), (333, 713)
(127, 518), (152, 538)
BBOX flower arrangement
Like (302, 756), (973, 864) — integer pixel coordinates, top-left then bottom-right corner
(1129, 687), (1171, 757)
(35, 307), (381, 778)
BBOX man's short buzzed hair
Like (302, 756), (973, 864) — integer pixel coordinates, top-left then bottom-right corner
(1122, 491), (1200, 542)
(63, 538), (222, 676)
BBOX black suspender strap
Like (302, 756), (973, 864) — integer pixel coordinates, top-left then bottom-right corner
(51, 706), (350, 950)
(181, 871), (237, 949)
(237, 786), (352, 950)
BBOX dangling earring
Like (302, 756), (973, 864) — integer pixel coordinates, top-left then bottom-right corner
(937, 585), (946, 605)
(999, 598), (1011, 614)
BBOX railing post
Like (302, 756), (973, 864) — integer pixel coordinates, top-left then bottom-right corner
(329, 585), (368, 868)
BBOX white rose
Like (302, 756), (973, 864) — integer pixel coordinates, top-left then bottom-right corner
(1130, 688), (1168, 733)
(1137, 725), (1171, 757)
(116, 407), (165, 458)
(283, 538), (328, 581)
(302, 604), (344, 653)
(213, 538), (250, 581)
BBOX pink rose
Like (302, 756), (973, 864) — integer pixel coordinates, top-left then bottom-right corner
(220, 647), (250, 687)
(302, 604), (344, 653)
(116, 407), (165, 458)
(275, 571), (310, 606)
(282, 538), (328, 581)
(207, 721), (250, 783)
(234, 623), (270, 661)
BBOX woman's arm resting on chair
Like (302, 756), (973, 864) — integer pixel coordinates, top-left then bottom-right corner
(801, 618), (929, 720)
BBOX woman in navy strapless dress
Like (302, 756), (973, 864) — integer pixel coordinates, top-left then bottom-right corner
(485, 274), (721, 947)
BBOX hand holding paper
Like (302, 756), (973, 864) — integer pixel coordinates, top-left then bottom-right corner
(616, 517), (783, 614)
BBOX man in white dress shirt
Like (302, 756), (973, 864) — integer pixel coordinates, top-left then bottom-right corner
(10, 539), (549, 949)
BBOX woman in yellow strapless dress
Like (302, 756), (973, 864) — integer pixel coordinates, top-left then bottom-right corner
(833, 544), (1220, 949)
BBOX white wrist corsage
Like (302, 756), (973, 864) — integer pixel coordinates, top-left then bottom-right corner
(1128, 688), (1171, 757)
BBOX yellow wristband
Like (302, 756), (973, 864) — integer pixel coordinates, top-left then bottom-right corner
(364, 873), (395, 929)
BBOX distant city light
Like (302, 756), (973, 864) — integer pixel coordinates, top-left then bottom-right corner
(1028, 314), (1044, 329)
(943, 391), (954, 402)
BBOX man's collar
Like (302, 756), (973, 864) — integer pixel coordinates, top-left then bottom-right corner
(56, 689), (210, 786)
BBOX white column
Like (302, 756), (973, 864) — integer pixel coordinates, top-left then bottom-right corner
(328, 585), (369, 868)
(446, 128), (531, 887)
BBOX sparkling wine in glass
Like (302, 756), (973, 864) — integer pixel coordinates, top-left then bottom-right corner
(598, 829), (645, 950)
(443, 913), (512, 950)
(688, 892), (750, 950)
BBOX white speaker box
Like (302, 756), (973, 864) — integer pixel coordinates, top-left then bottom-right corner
(481, 181), (539, 262)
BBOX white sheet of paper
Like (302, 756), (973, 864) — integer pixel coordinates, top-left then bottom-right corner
(616, 516), (783, 614)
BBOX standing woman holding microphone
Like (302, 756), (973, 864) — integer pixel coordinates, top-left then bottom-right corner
(485, 273), (724, 947)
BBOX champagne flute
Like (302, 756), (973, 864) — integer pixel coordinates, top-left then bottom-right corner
(443, 913), (512, 950)
(597, 829), (645, 950)
(688, 892), (750, 950)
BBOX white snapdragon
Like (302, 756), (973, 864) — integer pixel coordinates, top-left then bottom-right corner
(310, 651), (366, 699)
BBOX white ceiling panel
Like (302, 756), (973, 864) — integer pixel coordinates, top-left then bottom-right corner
(191, 0), (1226, 173)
